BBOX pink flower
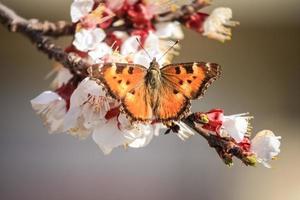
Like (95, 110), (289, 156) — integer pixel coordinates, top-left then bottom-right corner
(127, 3), (154, 29)
(184, 12), (208, 33)
(202, 109), (224, 133)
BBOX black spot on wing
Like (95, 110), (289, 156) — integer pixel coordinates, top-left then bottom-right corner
(175, 66), (181, 74)
(116, 64), (126, 74)
(183, 64), (194, 74)
(128, 67), (134, 74)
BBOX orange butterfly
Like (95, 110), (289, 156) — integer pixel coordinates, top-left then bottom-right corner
(89, 58), (221, 123)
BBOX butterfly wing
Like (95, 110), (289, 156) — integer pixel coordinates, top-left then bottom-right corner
(154, 80), (190, 122)
(154, 62), (221, 121)
(89, 63), (147, 99)
(160, 62), (221, 99)
(89, 63), (152, 122)
(122, 83), (153, 122)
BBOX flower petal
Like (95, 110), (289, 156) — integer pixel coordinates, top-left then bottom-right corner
(31, 91), (66, 133)
(251, 130), (281, 168)
(203, 7), (239, 42)
(92, 118), (129, 155)
(73, 28), (106, 52)
(71, 0), (94, 23)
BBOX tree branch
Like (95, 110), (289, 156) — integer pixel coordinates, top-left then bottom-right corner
(0, 2), (89, 76)
(182, 113), (256, 166)
(155, 0), (210, 22)
(0, 3), (74, 37)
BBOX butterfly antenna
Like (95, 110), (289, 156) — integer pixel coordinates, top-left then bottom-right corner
(158, 40), (179, 61)
(136, 38), (152, 59)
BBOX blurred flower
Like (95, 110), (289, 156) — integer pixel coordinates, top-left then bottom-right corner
(155, 21), (184, 40)
(64, 78), (113, 138)
(128, 3), (154, 29)
(50, 66), (73, 89)
(88, 43), (113, 63)
(202, 7), (239, 42)
(71, 0), (94, 23)
(31, 91), (66, 133)
(80, 4), (115, 29)
(184, 12), (208, 33)
(251, 130), (281, 168)
(120, 35), (140, 56)
(73, 28), (106, 52)
(222, 113), (252, 143)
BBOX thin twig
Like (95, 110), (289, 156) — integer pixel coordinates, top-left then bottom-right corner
(0, 2), (89, 76)
(183, 113), (256, 166)
(155, 0), (210, 22)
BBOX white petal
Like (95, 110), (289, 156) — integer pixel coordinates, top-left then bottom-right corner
(31, 91), (66, 133)
(64, 78), (112, 137)
(251, 130), (281, 167)
(51, 67), (73, 89)
(71, 0), (94, 23)
(69, 78), (106, 108)
(92, 118), (129, 155)
(120, 36), (140, 55)
(88, 42), (113, 62)
(118, 114), (160, 148)
(73, 28), (106, 52)
(155, 21), (184, 40)
(222, 114), (250, 143)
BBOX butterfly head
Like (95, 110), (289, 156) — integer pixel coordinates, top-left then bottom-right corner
(149, 57), (160, 71)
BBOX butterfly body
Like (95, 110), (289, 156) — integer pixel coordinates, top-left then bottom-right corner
(89, 58), (221, 123)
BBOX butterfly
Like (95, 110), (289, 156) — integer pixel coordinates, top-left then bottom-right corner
(88, 58), (221, 123)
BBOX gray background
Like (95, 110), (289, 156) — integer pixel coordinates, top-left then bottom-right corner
(0, 0), (299, 200)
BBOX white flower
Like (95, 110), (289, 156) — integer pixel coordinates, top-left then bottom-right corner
(155, 21), (184, 40)
(88, 42), (113, 63)
(50, 67), (73, 89)
(31, 91), (66, 133)
(251, 130), (281, 168)
(92, 118), (130, 155)
(222, 113), (251, 143)
(92, 113), (166, 154)
(73, 28), (106, 52)
(71, 0), (94, 23)
(64, 78), (113, 138)
(119, 114), (165, 148)
(202, 7), (239, 42)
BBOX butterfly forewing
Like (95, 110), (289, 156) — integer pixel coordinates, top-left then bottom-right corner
(161, 62), (221, 99)
(89, 63), (147, 99)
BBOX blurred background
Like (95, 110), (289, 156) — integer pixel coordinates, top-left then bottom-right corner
(0, 0), (299, 200)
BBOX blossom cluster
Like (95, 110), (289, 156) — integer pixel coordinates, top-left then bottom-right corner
(30, 0), (280, 167)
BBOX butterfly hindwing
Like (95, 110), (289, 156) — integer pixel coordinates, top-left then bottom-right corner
(154, 80), (190, 121)
(89, 63), (147, 99)
(161, 62), (221, 99)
